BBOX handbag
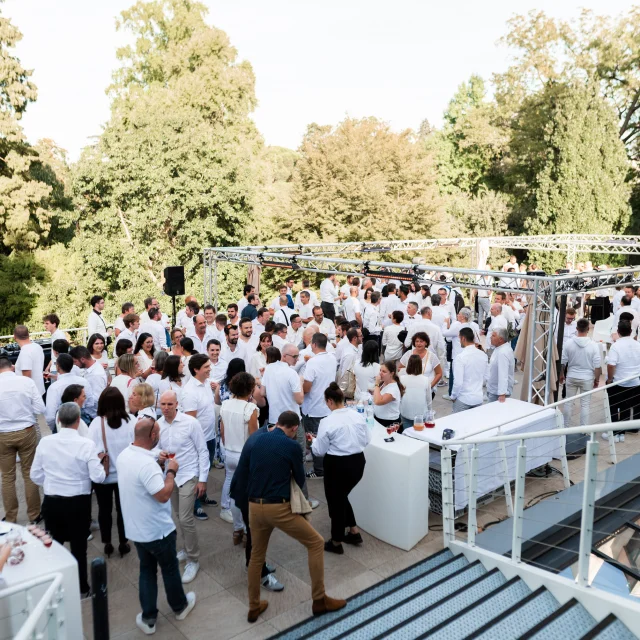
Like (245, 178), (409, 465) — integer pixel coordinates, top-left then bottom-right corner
(337, 363), (357, 399)
(100, 417), (110, 478)
(290, 476), (312, 518)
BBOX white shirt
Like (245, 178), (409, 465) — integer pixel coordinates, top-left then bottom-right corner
(116, 444), (175, 543)
(0, 371), (45, 432)
(295, 289), (319, 309)
(443, 321), (481, 360)
(273, 306), (295, 326)
(113, 316), (126, 335)
(287, 325), (304, 345)
(190, 333), (210, 354)
(562, 336), (601, 381)
(309, 318), (336, 340)
(263, 361), (303, 423)
(110, 374), (139, 410)
(15, 342), (45, 396)
(182, 377), (216, 441)
(302, 351), (337, 418)
(486, 342), (516, 397)
(354, 361), (380, 396)
(88, 310), (108, 340)
(140, 310), (170, 331)
(338, 342), (359, 378)
(631, 298), (640, 313)
(296, 302), (314, 322)
(208, 359), (228, 383)
(374, 382), (401, 420)
(561, 321), (578, 348)
(405, 319), (445, 363)
(382, 325), (404, 361)
(503, 261), (519, 272)
(87, 414), (135, 483)
(312, 408), (370, 457)
(220, 398), (258, 453)
(83, 361), (108, 418)
(139, 320), (167, 351)
(379, 294), (401, 328)
(451, 345), (488, 406)
(220, 341), (247, 369)
(237, 297), (250, 314)
(606, 336), (640, 387)
(612, 307), (640, 337)
(272, 334), (287, 352)
(362, 304), (381, 335)
(31, 428), (105, 496)
(486, 314), (508, 348)
(249, 350), (267, 379)
(158, 412), (210, 486)
(252, 319), (268, 335)
(430, 306), (450, 332)
(399, 374), (431, 419)
(343, 297), (362, 323)
(45, 372), (88, 430)
(320, 278), (339, 304)
(115, 327), (137, 347)
(612, 289), (625, 313)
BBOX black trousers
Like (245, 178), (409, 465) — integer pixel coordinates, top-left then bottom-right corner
(321, 301), (336, 322)
(323, 452), (366, 542)
(607, 384), (639, 434)
(42, 494), (92, 593)
(240, 504), (269, 578)
(93, 482), (127, 546)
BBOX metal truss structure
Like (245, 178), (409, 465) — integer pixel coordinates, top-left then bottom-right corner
(203, 235), (640, 407)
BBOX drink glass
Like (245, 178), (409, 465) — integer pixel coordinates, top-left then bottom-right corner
(413, 415), (425, 431)
(425, 411), (435, 428)
(166, 451), (176, 460)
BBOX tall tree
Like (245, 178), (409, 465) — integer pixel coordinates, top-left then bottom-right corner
(73, 0), (261, 300)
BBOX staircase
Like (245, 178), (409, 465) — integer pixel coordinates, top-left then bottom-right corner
(269, 549), (636, 640)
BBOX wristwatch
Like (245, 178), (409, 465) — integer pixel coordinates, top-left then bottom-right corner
(166, 469), (177, 478)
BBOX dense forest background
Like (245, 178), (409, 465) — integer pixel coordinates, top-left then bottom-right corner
(1, 0), (638, 332)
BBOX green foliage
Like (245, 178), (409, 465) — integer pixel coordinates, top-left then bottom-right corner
(0, 252), (45, 334)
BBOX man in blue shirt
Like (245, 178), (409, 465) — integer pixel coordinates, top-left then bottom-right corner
(237, 411), (346, 623)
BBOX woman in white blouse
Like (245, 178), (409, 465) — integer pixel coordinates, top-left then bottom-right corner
(381, 310), (405, 362)
(397, 332), (443, 390)
(249, 332), (273, 382)
(311, 382), (370, 554)
(110, 354), (140, 411)
(134, 333), (155, 380)
(146, 351), (169, 416)
(87, 386), (135, 559)
(354, 340), (380, 398)
(372, 360), (404, 427)
(220, 372), (259, 545)
(399, 354), (433, 432)
(88, 333), (111, 383)
(157, 355), (185, 407)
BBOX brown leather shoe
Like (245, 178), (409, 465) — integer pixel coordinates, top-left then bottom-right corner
(312, 595), (347, 616)
(247, 600), (268, 623)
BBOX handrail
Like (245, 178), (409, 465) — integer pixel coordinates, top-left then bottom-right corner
(0, 327), (88, 342)
(4, 572), (64, 640)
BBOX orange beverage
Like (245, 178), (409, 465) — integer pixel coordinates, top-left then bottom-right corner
(167, 452), (176, 459)
(413, 416), (425, 432)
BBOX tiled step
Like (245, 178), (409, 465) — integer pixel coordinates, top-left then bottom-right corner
(271, 548), (455, 640)
(577, 613), (637, 640)
(518, 599), (596, 640)
(309, 556), (477, 640)
(341, 566), (505, 639)
(469, 587), (559, 639)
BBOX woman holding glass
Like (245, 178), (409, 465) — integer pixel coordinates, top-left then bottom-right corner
(372, 360), (404, 428)
(399, 354), (433, 432)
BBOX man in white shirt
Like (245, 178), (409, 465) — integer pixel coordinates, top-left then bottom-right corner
(494, 291), (517, 327)
(560, 307), (578, 349)
(226, 304), (239, 327)
(139, 296), (170, 332)
(114, 302), (135, 337)
(31, 402), (106, 596)
(502, 255), (519, 272)
(339, 275), (355, 298)
(139, 307), (168, 351)
(612, 288), (625, 314)
(338, 328), (362, 379)
(605, 319), (640, 440)
(263, 345), (304, 425)
(612, 296), (640, 340)
(13, 325), (45, 398)
(379, 284), (401, 328)
(69, 346), (108, 419)
(43, 313), (66, 342)
(238, 285), (255, 315)
(485, 304), (509, 352)
(252, 307), (270, 336)
(176, 297), (200, 331)
(309, 306), (336, 341)
(222, 324), (248, 369)
(237, 318), (258, 354)
(182, 354), (218, 519)
(273, 295), (295, 327)
(404, 306), (445, 362)
(158, 391), (210, 584)
(623, 285), (640, 312)
(115, 313), (139, 347)
(0, 357), (44, 523)
(269, 285), (291, 314)
(486, 329), (515, 403)
(188, 315), (210, 354)
(475, 276), (493, 329)
(116, 416), (196, 633)
(207, 339), (228, 383)
(332, 321), (353, 370)
(296, 291), (315, 324)
(437, 287), (457, 325)
(451, 328), (488, 413)
(430, 294), (450, 332)
(343, 286), (363, 326)
(442, 308), (481, 399)
(294, 279), (319, 310)
(44, 354), (88, 432)
(560, 318), (602, 428)
(88, 294), (109, 342)
(272, 324), (288, 352)
(402, 301), (420, 327)
(362, 291), (382, 340)
(319, 274), (339, 321)
(287, 314), (305, 346)
(302, 334), (337, 479)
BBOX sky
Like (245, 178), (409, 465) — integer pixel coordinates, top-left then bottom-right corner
(4, 0), (636, 160)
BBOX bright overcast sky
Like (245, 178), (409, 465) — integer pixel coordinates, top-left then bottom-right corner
(4, 0), (635, 160)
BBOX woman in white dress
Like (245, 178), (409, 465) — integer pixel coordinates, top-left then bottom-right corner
(110, 354), (140, 411)
(353, 340), (380, 398)
(220, 372), (259, 544)
(397, 332), (443, 390)
(249, 332), (272, 382)
(134, 333), (155, 380)
(381, 310), (405, 362)
(399, 354), (433, 431)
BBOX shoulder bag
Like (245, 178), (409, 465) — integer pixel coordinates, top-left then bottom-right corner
(100, 417), (110, 478)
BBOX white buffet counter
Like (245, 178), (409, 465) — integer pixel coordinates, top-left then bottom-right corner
(404, 399), (561, 512)
(350, 422), (431, 551)
(0, 524), (83, 639)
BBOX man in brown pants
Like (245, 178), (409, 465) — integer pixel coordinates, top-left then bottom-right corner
(0, 357), (44, 522)
(241, 411), (346, 622)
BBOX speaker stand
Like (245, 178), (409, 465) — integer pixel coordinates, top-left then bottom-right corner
(171, 295), (177, 330)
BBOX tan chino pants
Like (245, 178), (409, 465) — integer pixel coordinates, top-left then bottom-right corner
(170, 476), (199, 562)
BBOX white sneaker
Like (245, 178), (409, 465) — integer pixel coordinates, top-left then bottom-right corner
(442, 394), (453, 401)
(182, 562), (199, 584)
(261, 573), (284, 592)
(87, 533), (93, 541)
(175, 592), (196, 620)
(309, 498), (320, 509)
(176, 549), (188, 562)
(619, 434), (625, 443)
(136, 613), (156, 635)
(601, 432), (611, 440)
(437, 380), (446, 387)
(219, 509), (233, 524)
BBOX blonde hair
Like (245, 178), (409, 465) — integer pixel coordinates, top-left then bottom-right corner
(116, 354), (137, 378)
(130, 383), (155, 409)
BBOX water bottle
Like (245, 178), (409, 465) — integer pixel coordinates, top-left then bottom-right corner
(356, 398), (364, 414)
(365, 403), (374, 429)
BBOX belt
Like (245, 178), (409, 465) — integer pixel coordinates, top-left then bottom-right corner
(249, 497), (290, 504)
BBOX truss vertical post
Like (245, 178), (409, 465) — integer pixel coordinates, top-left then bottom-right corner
(527, 279), (538, 403)
(203, 250), (209, 305)
(544, 279), (557, 404)
(213, 259), (218, 312)
(567, 244), (577, 269)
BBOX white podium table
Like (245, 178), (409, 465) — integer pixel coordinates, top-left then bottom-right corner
(350, 422), (431, 551)
(0, 524), (83, 639)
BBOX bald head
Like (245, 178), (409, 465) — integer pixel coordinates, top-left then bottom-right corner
(159, 390), (179, 421)
(134, 417), (160, 450)
(302, 326), (318, 346)
(490, 303), (502, 317)
(281, 343), (299, 360)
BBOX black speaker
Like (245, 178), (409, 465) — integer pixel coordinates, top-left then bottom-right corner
(163, 266), (185, 297)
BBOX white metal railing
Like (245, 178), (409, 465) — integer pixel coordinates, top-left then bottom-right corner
(0, 328), (89, 346)
(0, 572), (65, 640)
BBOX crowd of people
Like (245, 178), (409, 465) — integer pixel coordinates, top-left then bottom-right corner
(3, 262), (640, 630)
